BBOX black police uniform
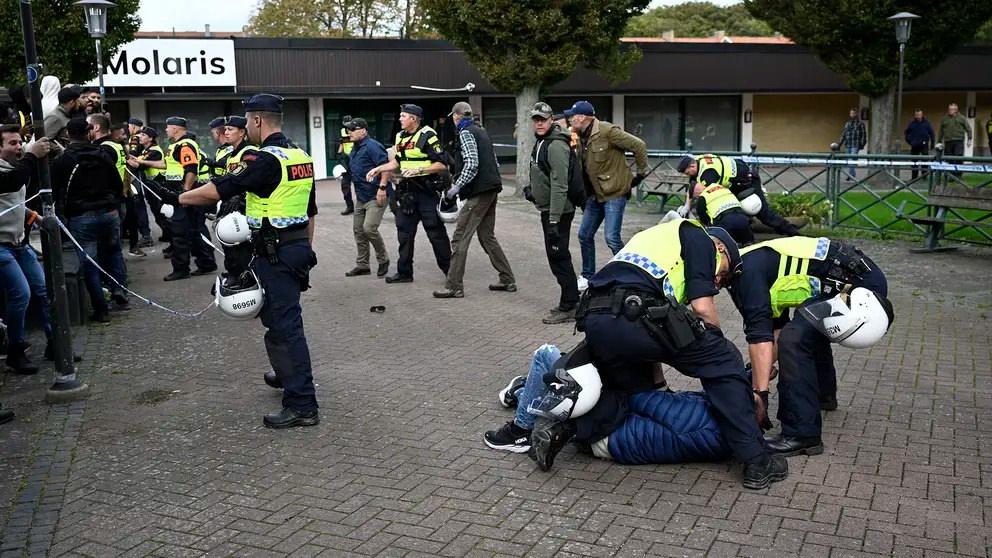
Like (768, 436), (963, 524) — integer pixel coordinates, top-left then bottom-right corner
(693, 194), (754, 246)
(730, 241), (888, 441)
(698, 158), (799, 237)
(392, 126), (451, 280)
(576, 222), (769, 467)
(214, 123), (320, 419)
(168, 133), (217, 276)
(216, 137), (256, 282)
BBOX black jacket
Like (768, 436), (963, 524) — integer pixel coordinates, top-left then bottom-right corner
(904, 118), (935, 149)
(52, 142), (123, 218)
(454, 123), (501, 200)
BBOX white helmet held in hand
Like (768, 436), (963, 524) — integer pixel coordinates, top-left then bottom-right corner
(332, 164), (347, 179)
(215, 270), (264, 320)
(215, 211), (251, 247)
(526, 341), (602, 421)
(160, 204), (174, 218)
(437, 196), (465, 224)
(800, 287), (894, 349)
(736, 188), (762, 216)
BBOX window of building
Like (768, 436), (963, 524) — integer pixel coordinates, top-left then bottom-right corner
(482, 97), (516, 158)
(684, 96), (740, 152)
(625, 96), (681, 150)
(624, 95), (741, 151)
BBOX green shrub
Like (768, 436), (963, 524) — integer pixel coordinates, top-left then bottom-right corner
(767, 192), (832, 226)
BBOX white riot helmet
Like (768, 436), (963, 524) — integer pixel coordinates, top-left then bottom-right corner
(332, 164), (347, 179)
(215, 270), (264, 320)
(160, 204), (174, 219)
(526, 341), (602, 421)
(736, 188), (762, 216)
(437, 196), (465, 224)
(800, 287), (894, 349)
(215, 211), (251, 247)
(659, 210), (682, 224)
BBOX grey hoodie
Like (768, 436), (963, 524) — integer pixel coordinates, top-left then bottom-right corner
(0, 155), (35, 245)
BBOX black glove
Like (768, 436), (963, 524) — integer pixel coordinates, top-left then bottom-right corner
(523, 185), (535, 203)
(630, 173), (647, 189)
(546, 222), (561, 251)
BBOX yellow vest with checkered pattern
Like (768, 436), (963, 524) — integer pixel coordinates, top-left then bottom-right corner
(741, 236), (831, 317)
(245, 145), (314, 229)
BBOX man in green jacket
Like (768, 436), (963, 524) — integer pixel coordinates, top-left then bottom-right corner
(526, 102), (579, 324)
(568, 100), (649, 289)
(938, 103), (972, 158)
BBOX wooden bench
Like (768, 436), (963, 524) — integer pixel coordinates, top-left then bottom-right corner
(636, 171), (690, 211)
(897, 183), (992, 252)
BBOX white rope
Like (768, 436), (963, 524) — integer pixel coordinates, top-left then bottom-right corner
(54, 215), (215, 319)
(0, 192), (40, 218)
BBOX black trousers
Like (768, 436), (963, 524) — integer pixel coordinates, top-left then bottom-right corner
(579, 312), (768, 465)
(394, 187), (451, 278)
(143, 180), (172, 242)
(713, 210), (754, 246)
(540, 211), (579, 311)
(776, 299), (837, 440)
(742, 177), (800, 236)
(169, 205), (216, 274)
(341, 172), (354, 211)
(910, 144), (928, 179)
(122, 198), (139, 250)
(944, 140), (965, 176)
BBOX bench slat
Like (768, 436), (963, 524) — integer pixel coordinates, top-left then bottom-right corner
(927, 194), (992, 211)
(906, 216), (991, 228)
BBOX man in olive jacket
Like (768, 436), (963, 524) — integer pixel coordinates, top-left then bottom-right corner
(526, 102), (579, 324)
(568, 100), (649, 286)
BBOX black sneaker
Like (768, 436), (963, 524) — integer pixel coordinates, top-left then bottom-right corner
(820, 395), (838, 411)
(484, 421), (532, 453)
(742, 454), (789, 490)
(498, 375), (526, 408)
(528, 419), (576, 471)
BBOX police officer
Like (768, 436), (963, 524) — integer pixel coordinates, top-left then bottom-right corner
(338, 114), (355, 215)
(207, 116), (232, 180)
(126, 126), (168, 246)
(728, 236), (892, 455)
(690, 181), (754, 245)
(179, 93), (320, 429)
(215, 115), (258, 285)
(367, 104), (451, 283)
(535, 219), (788, 490)
(162, 116), (217, 281)
(678, 153), (800, 236)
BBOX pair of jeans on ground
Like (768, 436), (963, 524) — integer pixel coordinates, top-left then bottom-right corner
(67, 209), (127, 316)
(578, 196), (627, 279)
(445, 190), (514, 291)
(0, 244), (52, 344)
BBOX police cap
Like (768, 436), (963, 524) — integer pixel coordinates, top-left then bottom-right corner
(399, 104), (424, 118)
(225, 115), (248, 129)
(676, 155), (695, 173)
(208, 116), (226, 129)
(243, 93), (284, 114)
(706, 226), (743, 277)
(165, 116), (188, 127)
(126, 117), (144, 127)
(138, 126), (158, 139)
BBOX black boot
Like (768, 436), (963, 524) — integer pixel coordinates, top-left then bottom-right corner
(263, 370), (282, 389)
(819, 395), (838, 411)
(5, 340), (39, 375)
(0, 404), (13, 425)
(764, 434), (824, 457)
(528, 419), (576, 471)
(742, 454), (789, 490)
(263, 408), (319, 429)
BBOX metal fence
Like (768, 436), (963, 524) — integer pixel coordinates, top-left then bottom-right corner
(633, 150), (992, 245)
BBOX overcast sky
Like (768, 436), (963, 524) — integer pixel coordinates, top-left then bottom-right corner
(137, 0), (742, 33)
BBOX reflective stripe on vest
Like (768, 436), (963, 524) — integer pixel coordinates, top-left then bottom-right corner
(164, 138), (200, 183)
(101, 140), (127, 184)
(141, 145), (164, 179)
(696, 155), (737, 187)
(341, 128), (353, 155)
(700, 184), (742, 220)
(394, 126), (438, 170)
(244, 145), (314, 229)
(609, 218), (711, 303)
(226, 143), (258, 172)
(197, 147), (212, 182)
(213, 145), (232, 178)
(741, 236), (831, 317)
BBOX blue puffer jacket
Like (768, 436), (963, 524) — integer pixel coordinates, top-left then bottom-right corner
(608, 391), (731, 465)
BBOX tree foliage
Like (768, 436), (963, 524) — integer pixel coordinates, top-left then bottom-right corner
(422, 0), (648, 93)
(976, 17), (992, 43)
(625, 1), (772, 38)
(744, 0), (992, 97)
(0, 0), (140, 87)
(246, 0), (430, 38)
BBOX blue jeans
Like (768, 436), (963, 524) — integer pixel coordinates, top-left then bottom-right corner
(846, 146), (858, 178)
(578, 197), (626, 278)
(68, 209), (127, 314)
(0, 244), (52, 343)
(513, 344), (563, 430)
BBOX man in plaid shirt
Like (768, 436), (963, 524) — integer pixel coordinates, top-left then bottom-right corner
(838, 108), (867, 180)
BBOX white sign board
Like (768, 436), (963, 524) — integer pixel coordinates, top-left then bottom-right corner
(94, 39), (237, 88)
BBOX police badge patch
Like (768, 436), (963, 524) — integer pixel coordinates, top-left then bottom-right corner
(231, 162), (248, 176)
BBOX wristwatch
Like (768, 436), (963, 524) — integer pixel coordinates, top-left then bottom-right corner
(378, 184), (387, 191)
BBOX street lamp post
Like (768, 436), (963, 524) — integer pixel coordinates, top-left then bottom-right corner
(888, 12), (920, 155)
(74, 0), (116, 101)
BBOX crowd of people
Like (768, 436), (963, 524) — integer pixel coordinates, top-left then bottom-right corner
(2, 87), (897, 489)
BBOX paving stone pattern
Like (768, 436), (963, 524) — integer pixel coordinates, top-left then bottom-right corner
(1, 182), (991, 557)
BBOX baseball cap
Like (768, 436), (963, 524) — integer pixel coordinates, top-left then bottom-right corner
(563, 100), (595, 117)
(344, 117), (369, 131)
(449, 101), (472, 117)
(529, 102), (554, 119)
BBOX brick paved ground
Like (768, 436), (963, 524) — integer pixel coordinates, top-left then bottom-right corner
(2, 181), (991, 557)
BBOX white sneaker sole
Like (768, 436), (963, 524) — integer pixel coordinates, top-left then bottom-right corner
(498, 375), (525, 408)
(484, 438), (531, 453)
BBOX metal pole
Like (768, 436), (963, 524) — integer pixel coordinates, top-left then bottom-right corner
(94, 38), (106, 100)
(18, 0), (89, 402)
(894, 43), (906, 155)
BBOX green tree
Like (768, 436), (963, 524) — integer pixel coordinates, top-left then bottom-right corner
(422, 0), (648, 188)
(246, 0), (430, 38)
(745, 1), (992, 154)
(626, 2), (772, 38)
(976, 17), (992, 42)
(0, 0), (140, 87)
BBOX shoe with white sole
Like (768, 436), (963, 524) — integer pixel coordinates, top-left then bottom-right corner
(498, 375), (526, 408)
(484, 421), (532, 453)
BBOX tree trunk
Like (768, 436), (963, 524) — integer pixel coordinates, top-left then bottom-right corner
(869, 86), (896, 154)
(513, 85), (539, 197)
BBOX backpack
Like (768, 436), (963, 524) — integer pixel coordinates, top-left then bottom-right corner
(533, 135), (587, 209)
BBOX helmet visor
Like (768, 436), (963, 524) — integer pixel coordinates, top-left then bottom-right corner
(798, 295), (865, 342)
